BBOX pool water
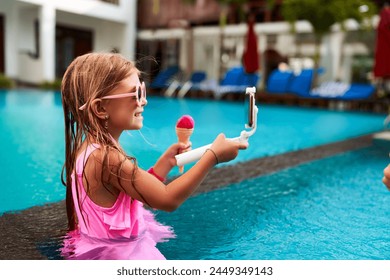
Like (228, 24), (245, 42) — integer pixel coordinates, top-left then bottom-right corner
(0, 89), (386, 214)
(156, 144), (390, 260)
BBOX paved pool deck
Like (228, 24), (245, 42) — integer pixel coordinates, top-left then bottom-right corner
(0, 133), (377, 259)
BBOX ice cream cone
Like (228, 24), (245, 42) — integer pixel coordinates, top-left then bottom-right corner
(176, 127), (194, 173)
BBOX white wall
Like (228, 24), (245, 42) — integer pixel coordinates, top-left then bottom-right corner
(18, 7), (38, 53)
(19, 55), (43, 84)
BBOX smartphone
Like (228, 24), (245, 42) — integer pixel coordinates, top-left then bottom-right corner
(245, 90), (255, 129)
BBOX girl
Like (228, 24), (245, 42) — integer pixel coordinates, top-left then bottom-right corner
(60, 52), (248, 260)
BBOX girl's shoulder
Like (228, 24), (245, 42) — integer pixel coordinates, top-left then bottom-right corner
(88, 144), (133, 167)
(78, 144), (136, 183)
(76, 143), (101, 162)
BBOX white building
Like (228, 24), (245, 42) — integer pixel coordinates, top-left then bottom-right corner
(138, 19), (378, 87)
(0, 0), (137, 84)
(0, 0), (379, 87)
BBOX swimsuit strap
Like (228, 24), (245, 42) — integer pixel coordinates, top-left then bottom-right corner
(76, 143), (100, 175)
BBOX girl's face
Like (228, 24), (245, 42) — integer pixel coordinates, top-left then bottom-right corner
(104, 73), (147, 135)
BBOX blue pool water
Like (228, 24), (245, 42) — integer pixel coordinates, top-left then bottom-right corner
(156, 145), (390, 260)
(0, 89), (386, 214)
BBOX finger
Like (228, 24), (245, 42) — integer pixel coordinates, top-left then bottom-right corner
(175, 142), (186, 149)
(238, 141), (249, 149)
(178, 142), (191, 153)
(181, 147), (192, 153)
(217, 133), (226, 140)
(178, 143), (189, 149)
(229, 139), (248, 149)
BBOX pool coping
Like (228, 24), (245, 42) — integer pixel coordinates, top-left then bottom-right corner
(0, 133), (375, 259)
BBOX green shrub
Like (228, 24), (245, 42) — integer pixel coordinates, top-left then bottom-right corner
(0, 73), (14, 89)
(40, 79), (62, 90)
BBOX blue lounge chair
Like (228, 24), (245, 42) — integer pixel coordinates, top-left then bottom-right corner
(266, 69), (376, 105)
(177, 71), (207, 98)
(164, 71), (207, 98)
(287, 68), (325, 97)
(310, 82), (375, 100)
(212, 66), (260, 99)
(266, 69), (295, 93)
(149, 65), (181, 90)
(266, 68), (325, 97)
(338, 83), (375, 100)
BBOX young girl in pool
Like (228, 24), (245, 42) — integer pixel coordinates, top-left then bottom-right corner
(60, 52), (248, 260)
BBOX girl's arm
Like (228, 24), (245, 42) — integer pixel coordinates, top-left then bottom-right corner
(149, 142), (191, 181)
(107, 133), (247, 211)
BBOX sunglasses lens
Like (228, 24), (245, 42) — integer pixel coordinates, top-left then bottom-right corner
(140, 83), (146, 100)
(137, 87), (142, 101)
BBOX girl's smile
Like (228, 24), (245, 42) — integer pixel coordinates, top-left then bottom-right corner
(134, 109), (144, 120)
(103, 73), (147, 139)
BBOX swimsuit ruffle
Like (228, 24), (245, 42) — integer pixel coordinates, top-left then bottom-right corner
(60, 207), (174, 260)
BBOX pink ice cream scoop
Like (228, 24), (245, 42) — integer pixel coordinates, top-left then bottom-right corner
(176, 115), (195, 129)
(176, 115), (195, 173)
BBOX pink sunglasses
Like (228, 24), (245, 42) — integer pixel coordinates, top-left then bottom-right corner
(79, 82), (147, 110)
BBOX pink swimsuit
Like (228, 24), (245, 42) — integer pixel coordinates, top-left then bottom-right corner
(61, 144), (175, 260)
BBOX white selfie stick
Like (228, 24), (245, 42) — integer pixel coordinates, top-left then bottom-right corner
(175, 87), (258, 167)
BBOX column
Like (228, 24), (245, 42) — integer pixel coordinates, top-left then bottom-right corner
(332, 31), (346, 81)
(320, 34), (332, 83)
(122, 0), (137, 60)
(5, 0), (18, 78)
(40, 4), (56, 81)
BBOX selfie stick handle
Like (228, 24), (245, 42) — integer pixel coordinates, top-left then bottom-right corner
(175, 87), (257, 167)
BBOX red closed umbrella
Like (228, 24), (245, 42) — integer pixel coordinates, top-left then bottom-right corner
(374, 5), (390, 78)
(243, 18), (259, 74)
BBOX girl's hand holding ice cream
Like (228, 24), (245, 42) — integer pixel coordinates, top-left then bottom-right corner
(152, 142), (192, 179)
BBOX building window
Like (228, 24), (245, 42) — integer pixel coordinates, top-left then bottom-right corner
(56, 25), (93, 78)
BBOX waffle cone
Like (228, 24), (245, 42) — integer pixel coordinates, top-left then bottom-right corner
(176, 127), (193, 144)
(176, 127), (194, 173)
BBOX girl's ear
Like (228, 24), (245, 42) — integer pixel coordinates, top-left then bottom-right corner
(90, 99), (108, 120)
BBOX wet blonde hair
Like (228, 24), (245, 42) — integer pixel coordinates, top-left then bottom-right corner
(61, 52), (139, 230)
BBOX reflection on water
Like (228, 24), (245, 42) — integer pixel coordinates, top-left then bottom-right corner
(59, 230), (167, 260)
